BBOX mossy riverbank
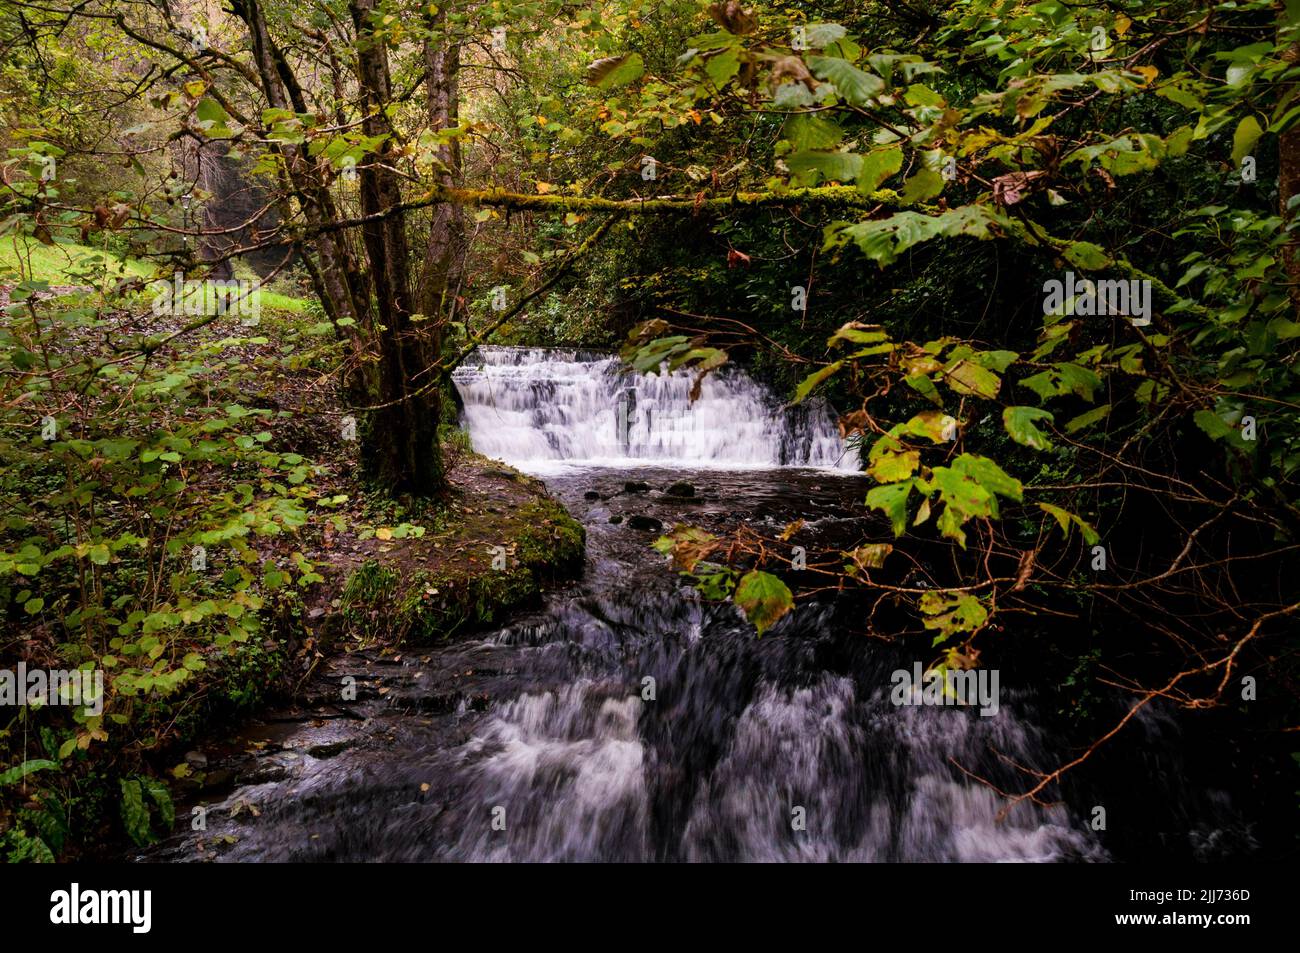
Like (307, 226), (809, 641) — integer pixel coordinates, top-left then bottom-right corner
(1, 450), (585, 860)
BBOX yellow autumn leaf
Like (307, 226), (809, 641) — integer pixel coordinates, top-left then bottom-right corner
(1115, 14), (1131, 37)
(1133, 65), (1158, 86)
(535, 181), (553, 194)
(375, 527), (393, 540)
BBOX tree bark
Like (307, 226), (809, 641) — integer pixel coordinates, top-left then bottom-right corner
(408, 11), (467, 493)
(1280, 44), (1300, 318)
(349, 0), (444, 495)
(420, 14), (466, 321)
(232, 0), (372, 405)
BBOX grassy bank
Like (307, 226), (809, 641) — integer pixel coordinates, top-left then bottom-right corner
(0, 236), (308, 313)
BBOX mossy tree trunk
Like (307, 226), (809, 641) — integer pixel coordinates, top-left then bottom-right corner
(348, 0), (444, 496)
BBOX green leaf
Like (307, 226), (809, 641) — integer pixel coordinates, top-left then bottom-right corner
(140, 777), (175, 828)
(733, 570), (794, 635)
(904, 373), (942, 405)
(628, 336), (690, 373)
(952, 454), (1023, 503)
(1231, 115), (1263, 165)
(1020, 364), (1102, 402)
(973, 350), (1019, 373)
(784, 113), (844, 150)
(195, 97), (229, 128)
(793, 361), (843, 403)
(587, 53), (645, 90)
(1038, 502), (1100, 545)
(1065, 404), (1112, 433)
(867, 436), (920, 482)
(0, 758), (56, 787)
(919, 591), (988, 642)
(808, 55), (885, 105)
(828, 322), (888, 347)
(1075, 515), (1101, 546)
(119, 778), (153, 846)
(898, 167), (944, 204)
(828, 207), (1001, 268)
(786, 150), (863, 184)
(866, 480), (914, 536)
(897, 410), (954, 443)
(1193, 409), (1234, 441)
(1062, 241), (1110, 270)
(1055, 363), (1103, 401)
(857, 146), (904, 193)
(695, 569), (736, 601)
(904, 84), (945, 108)
(920, 466), (995, 546)
(1003, 406), (1055, 450)
(1156, 84), (1202, 111)
(705, 47), (741, 88)
(832, 212), (944, 266)
(773, 82), (815, 109)
(805, 23), (848, 48)
(943, 359), (1000, 398)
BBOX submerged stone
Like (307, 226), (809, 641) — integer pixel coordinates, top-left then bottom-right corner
(665, 480), (696, 497)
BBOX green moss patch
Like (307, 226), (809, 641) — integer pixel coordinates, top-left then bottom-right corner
(337, 467), (584, 645)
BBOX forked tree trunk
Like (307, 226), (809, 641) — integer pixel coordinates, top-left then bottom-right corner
(349, 0), (444, 495)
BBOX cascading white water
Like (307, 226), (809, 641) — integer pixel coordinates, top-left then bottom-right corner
(451, 346), (858, 473)
(450, 670), (1103, 862)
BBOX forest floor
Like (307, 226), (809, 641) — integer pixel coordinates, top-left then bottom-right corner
(133, 313), (588, 776)
(0, 294), (585, 859)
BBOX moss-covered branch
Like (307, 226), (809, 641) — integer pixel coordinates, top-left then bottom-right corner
(307, 184), (898, 237)
(436, 184), (895, 215)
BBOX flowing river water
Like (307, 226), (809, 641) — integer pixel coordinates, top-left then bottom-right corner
(139, 348), (1257, 862)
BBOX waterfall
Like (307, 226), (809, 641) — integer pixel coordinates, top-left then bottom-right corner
(451, 346), (858, 473)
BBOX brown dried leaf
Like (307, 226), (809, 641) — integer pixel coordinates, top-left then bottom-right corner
(991, 169), (1047, 207)
(770, 56), (816, 91)
(708, 1), (757, 34)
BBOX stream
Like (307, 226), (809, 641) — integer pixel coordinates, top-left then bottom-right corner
(138, 348), (1255, 862)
